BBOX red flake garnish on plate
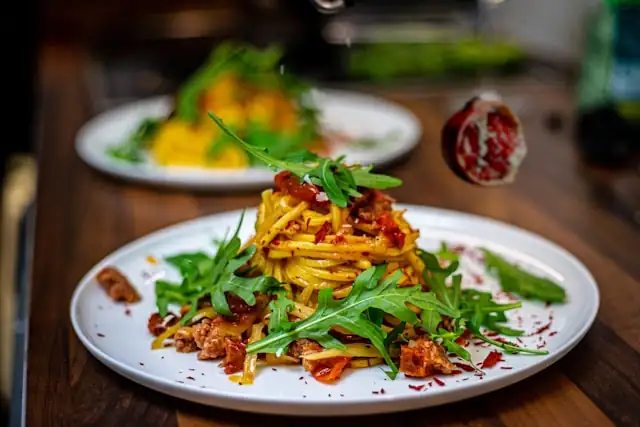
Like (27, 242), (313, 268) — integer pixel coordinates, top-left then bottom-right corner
(428, 381), (433, 387)
(124, 308), (131, 316)
(473, 274), (484, 285)
(408, 384), (425, 391)
(451, 370), (463, 375)
(314, 222), (331, 244)
(372, 391), (379, 395)
(380, 388), (386, 394)
(529, 322), (552, 336)
(139, 362), (144, 366)
(481, 351), (504, 369)
(433, 377), (445, 386)
(549, 331), (558, 337)
(97, 333), (105, 338)
(186, 376), (195, 381)
(454, 362), (475, 372)
(500, 366), (513, 370)
(485, 331), (499, 337)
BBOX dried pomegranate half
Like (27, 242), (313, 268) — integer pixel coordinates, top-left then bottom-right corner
(441, 93), (527, 186)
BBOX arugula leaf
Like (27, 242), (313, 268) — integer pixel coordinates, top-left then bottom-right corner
(209, 113), (403, 205)
(107, 118), (161, 163)
(418, 250), (460, 313)
(482, 249), (566, 303)
(435, 242), (460, 262)
(268, 289), (295, 334)
(154, 212), (280, 324)
(421, 309), (442, 334)
(247, 264), (458, 376)
(281, 150), (320, 163)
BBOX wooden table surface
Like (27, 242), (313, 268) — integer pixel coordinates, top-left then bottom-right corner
(26, 46), (640, 427)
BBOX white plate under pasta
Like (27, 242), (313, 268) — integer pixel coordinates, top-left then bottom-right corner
(70, 205), (598, 416)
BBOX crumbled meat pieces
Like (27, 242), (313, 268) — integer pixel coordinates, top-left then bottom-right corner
(192, 318), (228, 360)
(174, 327), (198, 353)
(400, 338), (456, 377)
(288, 338), (323, 372)
(350, 189), (395, 222)
(96, 267), (140, 303)
(222, 337), (246, 374)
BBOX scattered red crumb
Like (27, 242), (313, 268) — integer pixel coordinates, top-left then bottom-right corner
(500, 366), (513, 370)
(536, 344), (546, 349)
(124, 308), (131, 316)
(481, 351), (504, 369)
(451, 370), (463, 375)
(314, 222), (331, 244)
(271, 368), (277, 371)
(298, 377), (304, 380)
(139, 362), (144, 366)
(474, 373), (484, 377)
(450, 244), (466, 254)
(549, 331), (558, 337)
(372, 391), (379, 395)
(485, 331), (500, 337)
(473, 274), (484, 285)
(97, 333), (105, 338)
(186, 376), (195, 381)
(380, 388), (386, 394)
(428, 381), (433, 387)
(454, 362), (475, 372)
(408, 384), (425, 391)
(529, 322), (552, 336)
(433, 377), (445, 386)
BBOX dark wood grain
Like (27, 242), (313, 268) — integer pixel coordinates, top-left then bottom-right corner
(26, 44), (640, 427)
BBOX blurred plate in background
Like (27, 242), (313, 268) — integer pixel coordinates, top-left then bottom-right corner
(76, 89), (421, 190)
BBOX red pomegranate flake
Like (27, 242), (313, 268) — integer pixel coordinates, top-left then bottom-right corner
(375, 212), (406, 248)
(433, 377), (445, 387)
(451, 370), (463, 376)
(494, 337), (518, 346)
(124, 308), (131, 316)
(454, 362), (475, 372)
(500, 366), (513, 370)
(529, 322), (552, 336)
(314, 222), (331, 244)
(485, 331), (500, 337)
(481, 351), (504, 369)
(441, 94), (527, 186)
(408, 384), (425, 391)
(97, 333), (105, 338)
(549, 331), (558, 337)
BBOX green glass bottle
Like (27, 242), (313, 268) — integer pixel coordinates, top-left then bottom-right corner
(576, 0), (640, 166)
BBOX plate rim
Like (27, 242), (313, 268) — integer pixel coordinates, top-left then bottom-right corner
(75, 89), (422, 190)
(69, 205), (600, 415)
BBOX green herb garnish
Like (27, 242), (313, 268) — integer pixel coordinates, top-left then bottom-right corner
(247, 264), (458, 377)
(155, 211), (280, 324)
(209, 113), (402, 207)
(107, 118), (161, 163)
(482, 248), (566, 303)
(418, 249), (548, 357)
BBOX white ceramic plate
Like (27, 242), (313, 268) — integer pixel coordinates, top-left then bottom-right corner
(70, 205), (599, 416)
(75, 89), (422, 190)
